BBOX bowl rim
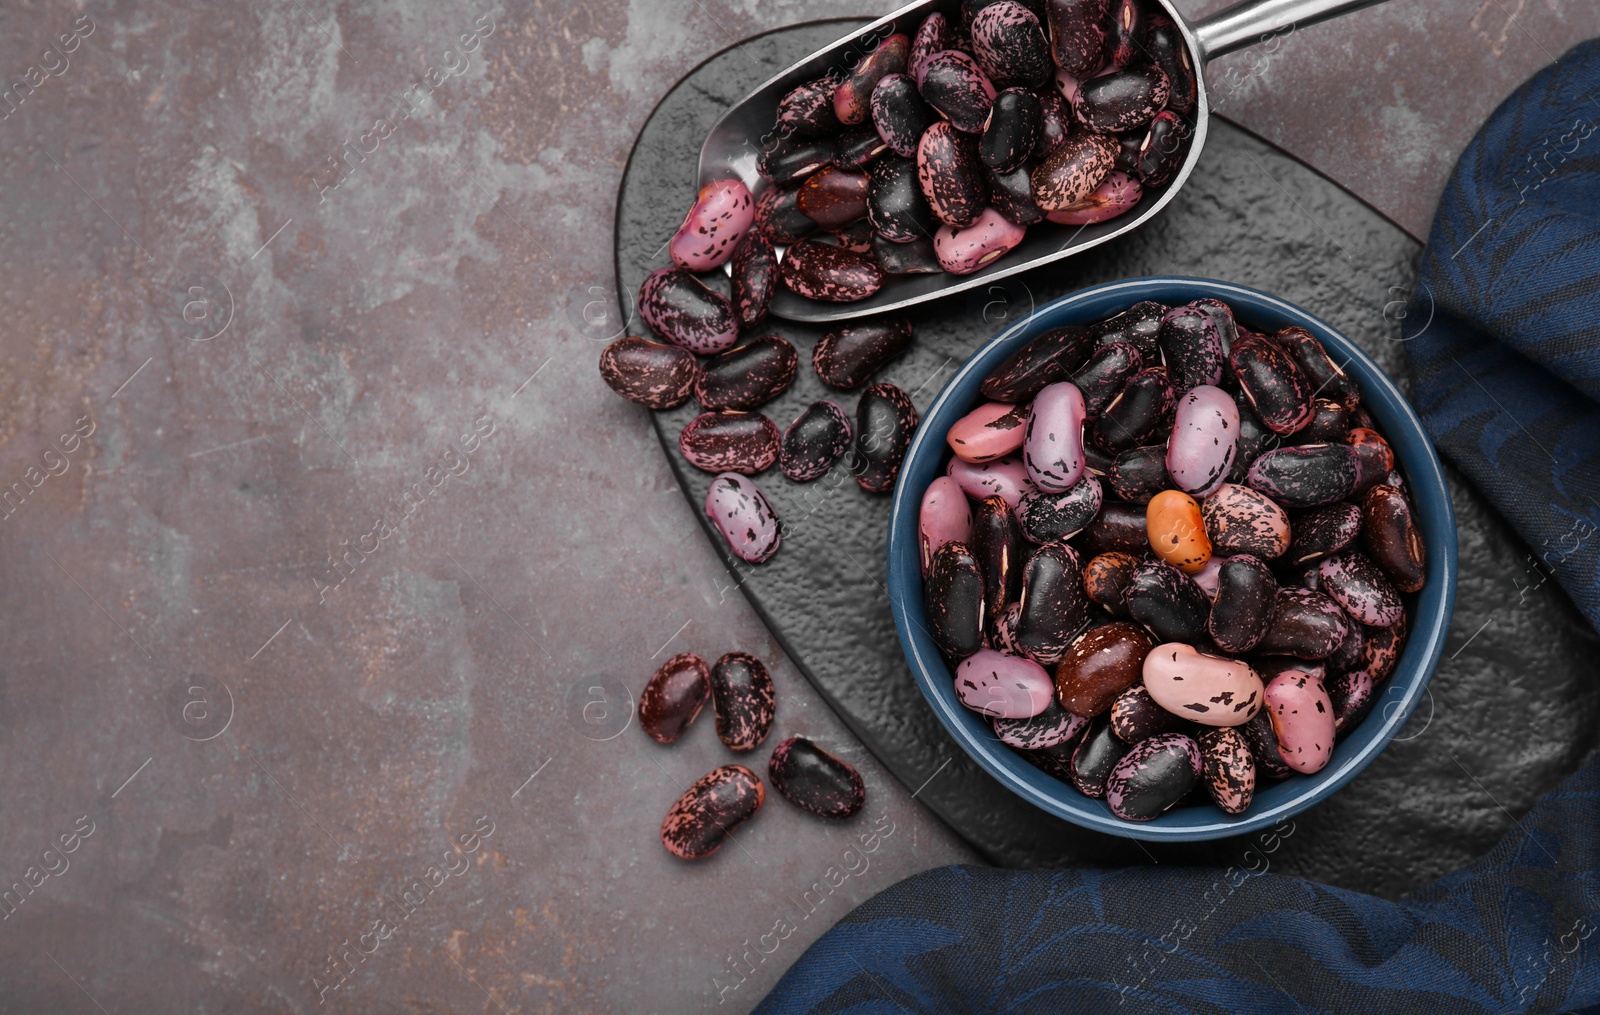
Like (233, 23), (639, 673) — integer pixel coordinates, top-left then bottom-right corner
(886, 276), (1458, 842)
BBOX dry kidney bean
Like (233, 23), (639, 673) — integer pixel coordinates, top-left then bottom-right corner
(1127, 559), (1211, 642)
(638, 266), (739, 354)
(1157, 306), (1226, 395)
(730, 231), (777, 329)
(1145, 15), (1196, 114)
(1072, 341), (1144, 416)
(1071, 717), (1130, 797)
(948, 402), (1029, 463)
(1055, 620), (1151, 716)
(1326, 667), (1376, 737)
(1102, 0), (1144, 70)
(971, 1), (1053, 88)
(777, 78), (840, 136)
(1046, 0), (1107, 77)
(917, 121), (988, 228)
(679, 412), (780, 475)
(1246, 444), (1362, 508)
(955, 648), (1054, 717)
(981, 88), (1044, 172)
(836, 34), (909, 126)
(1014, 541), (1088, 664)
(1083, 551), (1139, 617)
(754, 186), (816, 244)
(759, 133), (835, 185)
(995, 699), (1087, 749)
(1166, 385), (1239, 496)
(797, 167), (870, 230)
(935, 208), (1027, 273)
(670, 179), (755, 271)
(778, 239), (885, 302)
(920, 50), (998, 133)
(599, 336), (698, 410)
(982, 325), (1093, 402)
(1106, 732), (1200, 821)
(1031, 132), (1118, 210)
(927, 540), (987, 657)
(919, 476), (974, 574)
(1143, 642), (1263, 727)
(695, 335), (797, 411)
(1263, 662), (1335, 775)
(909, 12), (956, 84)
(710, 652), (776, 751)
(1278, 326), (1359, 410)
(972, 494), (1026, 624)
(987, 164), (1050, 225)
(1198, 726), (1254, 815)
(1286, 501), (1363, 564)
(1208, 555), (1277, 654)
(1363, 484), (1426, 592)
(768, 736), (865, 819)
(874, 233), (942, 273)
(1109, 445), (1167, 504)
(871, 74), (935, 157)
(1077, 499), (1148, 557)
(780, 400), (853, 482)
(1256, 587), (1349, 659)
(1202, 483), (1290, 559)
(705, 473), (780, 563)
(1073, 63), (1170, 133)
(1231, 332), (1314, 434)
(661, 765), (764, 860)
(813, 319), (914, 389)
(1146, 489), (1211, 573)
(1016, 472), (1102, 542)
(867, 155), (937, 243)
(834, 125), (890, 172)
(640, 652), (711, 743)
(854, 382), (918, 492)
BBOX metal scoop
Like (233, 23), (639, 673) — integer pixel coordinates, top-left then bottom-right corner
(697, 0), (1389, 323)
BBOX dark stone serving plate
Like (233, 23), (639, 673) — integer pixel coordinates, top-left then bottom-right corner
(613, 19), (1600, 895)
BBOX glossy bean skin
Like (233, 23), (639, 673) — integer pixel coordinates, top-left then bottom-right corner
(1291, 399), (1350, 445)
(598, 336), (698, 410)
(768, 736), (865, 819)
(1362, 612), (1407, 681)
(1317, 551), (1404, 627)
(867, 155), (937, 243)
(995, 699), (1087, 750)
(954, 648), (1055, 718)
(1166, 385), (1239, 496)
(1231, 332), (1314, 435)
(1189, 553), (1226, 601)
(986, 165), (1049, 226)
(971, 1), (1053, 88)
(1158, 306), (1225, 395)
(710, 652), (776, 751)
(638, 266), (739, 355)
(874, 233), (942, 273)
(640, 652), (711, 743)
(1014, 541), (1089, 665)
(1247, 444), (1362, 509)
(1054, 620), (1152, 717)
(1088, 301), (1165, 362)
(1045, 0), (1107, 77)
(1226, 408), (1277, 484)
(871, 74), (936, 158)
(730, 231), (777, 329)
(1109, 445), (1168, 504)
(1146, 15), (1196, 114)
(982, 326), (1093, 402)
(1023, 382), (1088, 491)
(1106, 733), (1201, 821)
(754, 186), (817, 244)
(909, 12), (957, 84)
(1094, 367), (1174, 452)
(1325, 620), (1366, 678)
(796, 167), (870, 231)
(1208, 555), (1277, 654)
(1326, 667), (1375, 737)
(705, 473), (781, 563)
(1109, 682), (1190, 743)
(919, 475), (974, 574)
(1264, 665), (1335, 775)
(1077, 500), (1151, 557)
(1146, 489), (1211, 573)
(835, 33), (909, 125)
(980, 88), (1043, 173)
(1278, 326), (1358, 410)
(1198, 727), (1255, 815)
(1030, 132), (1117, 210)
(1102, 0), (1144, 69)
(1346, 428), (1396, 494)
(680, 412), (780, 475)
(1202, 483), (1291, 559)
(1070, 717), (1130, 796)
(1071, 341), (1144, 417)
(778, 240), (885, 303)
(776, 77), (840, 136)
(1187, 299), (1238, 358)
(1285, 501), (1363, 564)
(813, 319), (914, 389)
(934, 207), (1026, 274)
(1136, 110), (1188, 187)
(1363, 485), (1427, 592)
(1239, 706), (1293, 780)
(948, 401), (1028, 463)
(919, 49), (998, 133)
(926, 541), (986, 657)
(834, 125), (889, 172)
(1033, 91), (1073, 159)
(660, 765), (764, 860)
(854, 382), (919, 493)
(1143, 642), (1263, 727)
(1256, 587), (1350, 659)
(670, 179), (755, 271)
(948, 453), (1031, 508)
(971, 494), (1026, 623)
(695, 335), (798, 411)
(1016, 472), (1102, 542)
(780, 400), (853, 482)
(917, 122), (988, 228)
(758, 133), (835, 185)
(1073, 63), (1170, 133)
(1126, 560), (1211, 642)
(1043, 171), (1142, 225)
(1083, 552), (1139, 617)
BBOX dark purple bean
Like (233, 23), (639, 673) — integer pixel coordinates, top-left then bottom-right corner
(873, 233), (942, 273)
(710, 651), (776, 751)
(1045, 0), (1107, 77)
(1291, 398), (1350, 444)
(1327, 667), (1375, 737)
(917, 121), (988, 227)
(1016, 472), (1103, 543)
(754, 186), (816, 245)
(1286, 501), (1363, 564)
(1087, 300), (1165, 361)
(980, 88), (1043, 173)
(1136, 109), (1188, 188)
(776, 77), (840, 136)
(1278, 326), (1359, 409)
(679, 412), (780, 475)
(779, 400), (852, 482)
(1126, 560), (1211, 643)
(1077, 499), (1148, 557)
(660, 765), (764, 860)
(1247, 444), (1362, 508)
(1102, 0), (1144, 69)
(1317, 551), (1404, 627)
(1146, 15), (1196, 115)
(926, 541), (986, 658)
(1363, 613), (1407, 681)
(909, 13), (957, 85)
(598, 336), (698, 410)
(813, 319), (914, 390)
(853, 382), (918, 493)
(1073, 63), (1169, 133)
(971, 494), (1025, 624)
(1071, 341), (1144, 416)
(870, 74), (935, 158)
(981, 325), (1093, 402)
(640, 651), (711, 743)
(1256, 587), (1350, 659)
(1363, 485), (1426, 592)
(996, 699), (1087, 750)
(1108, 444), (1168, 504)
(831, 218), (875, 254)
(1106, 733), (1200, 821)
(835, 33), (909, 126)
(1208, 555), (1277, 653)
(758, 133), (834, 185)
(1033, 90), (1072, 159)
(1093, 366), (1173, 451)
(730, 231), (777, 330)
(796, 166), (870, 230)
(1188, 298), (1238, 358)
(638, 266), (738, 355)
(971, 1), (1053, 88)
(1346, 427), (1395, 494)
(695, 335), (798, 411)
(1014, 540), (1089, 664)
(768, 736), (865, 819)
(1198, 726), (1254, 815)
(1083, 551), (1138, 617)
(1326, 620), (1366, 677)
(1030, 131), (1117, 210)
(919, 50), (998, 133)
(1239, 706), (1293, 780)
(1231, 332), (1314, 435)
(1109, 683), (1189, 743)
(778, 240), (885, 303)
(1157, 305), (1225, 394)
(867, 155), (936, 243)
(1071, 716), (1130, 796)
(835, 124), (890, 171)
(985, 165), (1049, 225)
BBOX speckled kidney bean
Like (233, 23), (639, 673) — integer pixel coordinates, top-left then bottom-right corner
(1198, 726), (1255, 815)
(833, 124), (889, 172)
(754, 185), (817, 244)
(918, 475), (973, 574)
(1020, 382), (1087, 491)
(1187, 299), (1238, 356)
(1071, 341), (1144, 416)
(971, 1), (1053, 87)
(1208, 555), (1277, 654)
(972, 493), (1025, 622)
(1146, 15), (1196, 114)
(1326, 620), (1365, 677)
(796, 167), (870, 231)
(1289, 398), (1349, 445)
(1095, 366), (1174, 451)
(1256, 587), (1350, 659)
(778, 239), (885, 303)
(640, 651), (711, 743)
(835, 33), (909, 125)
(780, 400), (853, 482)
(909, 11), (956, 84)
(919, 50), (998, 133)
(1126, 559), (1211, 642)
(669, 179), (754, 272)
(638, 266), (739, 355)
(935, 207), (1027, 274)
(598, 336), (698, 410)
(1016, 472), (1103, 542)
(1045, 0), (1107, 77)
(985, 164), (1048, 226)
(1158, 306), (1225, 395)
(1202, 483), (1291, 559)
(1101, 0), (1143, 67)
(660, 765), (764, 860)
(945, 453), (1027, 510)
(1044, 171), (1142, 225)
(1032, 91), (1072, 160)
(679, 412), (780, 475)
(854, 382), (918, 493)
(1326, 667), (1375, 737)
(1166, 384), (1239, 496)
(979, 88), (1042, 173)
(1070, 717), (1129, 796)
(1363, 611), (1407, 681)
(1145, 489), (1211, 573)
(982, 326), (1093, 402)
(926, 540), (986, 657)
(1278, 325), (1358, 409)
(1285, 501), (1362, 564)
(730, 231), (777, 330)
(1106, 732), (1201, 821)
(1226, 409), (1276, 484)
(871, 74), (935, 158)
(1055, 620), (1152, 717)
(1077, 499), (1150, 557)
(1239, 706), (1293, 780)
(758, 133), (835, 185)
(1135, 110), (1188, 187)
(1030, 132), (1117, 210)
(1346, 428), (1395, 494)
(954, 647), (1055, 717)
(947, 401), (1028, 463)
(1246, 444), (1362, 509)
(1088, 301), (1165, 361)
(710, 651), (776, 751)
(1143, 642), (1264, 727)
(813, 319), (914, 390)
(705, 472), (781, 564)
(1014, 541), (1088, 665)
(1363, 484), (1426, 592)
(1316, 551), (1403, 627)
(995, 699), (1087, 750)
(1109, 445), (1167, 504)
(874, 233), (942, 273)
(917, 122), (988, 228)
(695, 335), (798, 411)
(1110, 684), (1200, 744)
(1073, 63), (1170, 133)
(867, 155), (937, 243)
(1263, 664), (1335, 775)
(768, 736), (866, 819)
(1083, 551), (1139, 617)
(1230, 332), (1314, 435)
(777, 77), (840, 136)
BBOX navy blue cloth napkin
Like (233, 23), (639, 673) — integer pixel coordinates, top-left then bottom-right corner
(757, 39), (1600, 1015)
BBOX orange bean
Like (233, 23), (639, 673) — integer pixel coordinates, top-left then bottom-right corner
(1146, 489), (1211, 573)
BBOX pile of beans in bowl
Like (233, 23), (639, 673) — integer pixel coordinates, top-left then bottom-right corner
(919, 298), (1427, 822)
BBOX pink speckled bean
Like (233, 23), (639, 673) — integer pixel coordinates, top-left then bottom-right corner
(1142, 642), (1264, 727)
(919, 476), (973, 575)
(1166, 384), (1239, 496)
(1044, 171), (1142, 226)
(947, 401), (1028, 463)
(669, 180), (754, 271)
(1264, 664), (1336, 774)
(1022, 381), (1086, 492)
(933, 208), (1026, 275)
(947, 453), (1031, 508)
(704, 472), (781, 564)
(953, 648), (1054, 718)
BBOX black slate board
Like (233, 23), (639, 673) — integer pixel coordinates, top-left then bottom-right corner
(614, 20), (1600, 896)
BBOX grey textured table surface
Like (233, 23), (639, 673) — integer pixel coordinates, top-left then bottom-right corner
(0, 0), (1597, 1012)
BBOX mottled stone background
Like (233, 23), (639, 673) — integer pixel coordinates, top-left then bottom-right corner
(0, 0), (1594, 1012)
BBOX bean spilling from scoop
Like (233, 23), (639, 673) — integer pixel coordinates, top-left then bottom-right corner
(919, 297), (1426, 822)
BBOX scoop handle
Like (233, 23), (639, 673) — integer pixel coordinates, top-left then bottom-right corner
(1191, 0), (1389, 62)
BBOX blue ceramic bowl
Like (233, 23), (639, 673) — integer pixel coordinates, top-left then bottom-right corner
(887, 277), (1457, 842)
